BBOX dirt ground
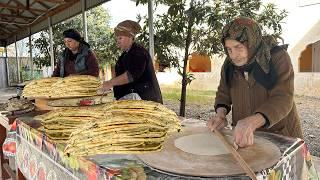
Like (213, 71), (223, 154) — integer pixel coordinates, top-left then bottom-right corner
(164, 95), (320, 157)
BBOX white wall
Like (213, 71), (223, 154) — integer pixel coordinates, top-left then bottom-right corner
(157, 55), (225, 91)
(263, 0), (320, 50)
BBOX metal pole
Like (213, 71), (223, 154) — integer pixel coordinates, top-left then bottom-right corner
(105, 64), (108, 80)
(29, 28), (33, 79)
(82, 0), (88, 42)
(48, 17), (55, 76)
(5, 45), (9, 87)
(15, 36), (21, 83)
(148, 0), (155, 60)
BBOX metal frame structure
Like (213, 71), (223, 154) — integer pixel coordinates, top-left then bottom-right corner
(0, 0), (155, 87)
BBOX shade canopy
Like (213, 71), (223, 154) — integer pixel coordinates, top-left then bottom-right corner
(0, 0), (111, 47)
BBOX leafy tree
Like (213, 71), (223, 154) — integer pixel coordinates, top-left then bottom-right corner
(137, 0), (288, 116)
(31, 6), (119, 71)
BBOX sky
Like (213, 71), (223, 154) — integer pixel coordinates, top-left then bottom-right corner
(263, 0), (320, 50)
(102, 0), (168, 27)
(102, 0), (320, 50)
(102, 0), (149, 28)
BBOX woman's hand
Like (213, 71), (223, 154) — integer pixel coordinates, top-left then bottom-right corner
(233, 113), (266, 148)
(98, 81), (113, 94)
(207, 107), (228, 131)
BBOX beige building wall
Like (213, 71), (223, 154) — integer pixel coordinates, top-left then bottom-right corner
(290, 20), (320, 97)
(157, 55), (224, 91)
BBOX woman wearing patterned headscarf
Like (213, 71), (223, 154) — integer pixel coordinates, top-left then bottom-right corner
(207, 17), (303, 147)
(100, 20), (162, 103)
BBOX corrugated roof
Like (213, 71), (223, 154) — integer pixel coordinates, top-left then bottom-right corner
(0, 0), (111, 46)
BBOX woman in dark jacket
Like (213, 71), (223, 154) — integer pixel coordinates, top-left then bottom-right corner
(52, 29), (99, 77)
(100, 20), (162, 103)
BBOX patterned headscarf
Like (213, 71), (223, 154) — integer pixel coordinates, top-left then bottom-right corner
(114, 20), (141, 38)
(221, 17), (278, 90)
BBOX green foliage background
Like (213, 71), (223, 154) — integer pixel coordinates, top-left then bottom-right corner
(136, 0), (287, 116)
(31, 6), (119, 69)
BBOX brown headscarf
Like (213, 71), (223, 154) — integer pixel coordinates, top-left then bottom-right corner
(221, 17), (279, 90)
(114, 20), (141, 38)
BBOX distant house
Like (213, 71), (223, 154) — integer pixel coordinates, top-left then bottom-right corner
(156, 53), (224, 91)
(290, 19), (320, 97)
(188, 53), (212, 73)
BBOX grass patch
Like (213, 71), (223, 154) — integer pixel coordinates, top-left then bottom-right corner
(161, 86), (216, 105)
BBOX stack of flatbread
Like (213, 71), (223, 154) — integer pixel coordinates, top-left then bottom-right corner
(22, 77), (61, 98)
(34, 100), (181, 156)
(34, 107), (104, 142)
(22, 75), (101, 98)
(50, 75), (101, 98)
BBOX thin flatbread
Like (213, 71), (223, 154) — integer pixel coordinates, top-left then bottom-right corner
(174, 133), (229, 156)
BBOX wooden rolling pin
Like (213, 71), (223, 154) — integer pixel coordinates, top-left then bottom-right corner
(213, 129), (257, 180)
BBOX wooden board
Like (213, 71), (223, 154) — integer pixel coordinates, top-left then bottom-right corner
(26, 89), (112, 100)
(27, 95), (97, 100)
(137, 126), (281, 177)
(47, 95), (113, 107)
(34, 95), (113, 110)
(34, 99), (54, 111)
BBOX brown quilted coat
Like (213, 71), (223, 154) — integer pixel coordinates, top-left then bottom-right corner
(215, 48), (303, 139)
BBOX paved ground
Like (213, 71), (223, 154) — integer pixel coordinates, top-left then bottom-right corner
(0, 88), (16, 103)
(314, 157), (320, 174)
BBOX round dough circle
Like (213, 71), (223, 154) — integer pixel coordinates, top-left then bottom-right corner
(174, 133), (229, 156)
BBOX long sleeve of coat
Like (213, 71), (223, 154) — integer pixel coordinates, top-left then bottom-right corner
(52, 61), (61, 77)
(214, 63), (232, 113)
(254, 50), (294, 128)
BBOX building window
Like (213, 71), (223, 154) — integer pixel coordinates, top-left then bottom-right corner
(299, 41), (320, 72)
(188, 53), (211, 72)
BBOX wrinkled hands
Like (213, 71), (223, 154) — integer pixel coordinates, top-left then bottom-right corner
(207, 110), (266, 148)
(207, 107), (228, 131)
(233, 113), (266, 148)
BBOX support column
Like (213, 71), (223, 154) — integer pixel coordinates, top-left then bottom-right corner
(29, 28), (33, 79)
(15, 37), (21, 83)
(48, 17), (55, 75)
(81, 0), (88, 42)
(148, 0), (155, 60)
(5, 45), (9, 87)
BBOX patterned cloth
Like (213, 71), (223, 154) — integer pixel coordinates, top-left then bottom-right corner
(3, 120), (17, 157)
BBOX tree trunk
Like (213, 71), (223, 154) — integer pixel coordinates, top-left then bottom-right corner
(179, 1), (194, 117)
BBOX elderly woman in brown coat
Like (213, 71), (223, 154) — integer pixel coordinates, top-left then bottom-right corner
(207, 17), (303, 148)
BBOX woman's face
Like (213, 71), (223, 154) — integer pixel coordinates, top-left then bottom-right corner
(116, 35), (133, 51)
(225, 39), (249, 66)
(64, 38), (80, 52)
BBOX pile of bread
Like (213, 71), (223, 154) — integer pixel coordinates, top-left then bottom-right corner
(22, 75), (100, 98)
(34, 100), (181, 156)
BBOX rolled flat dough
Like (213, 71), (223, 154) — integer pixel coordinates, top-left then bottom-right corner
(174, 133), (229, 156)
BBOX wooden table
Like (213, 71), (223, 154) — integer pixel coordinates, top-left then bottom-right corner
(16, 116), (314, 179)
(12, 116), (319, 180)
